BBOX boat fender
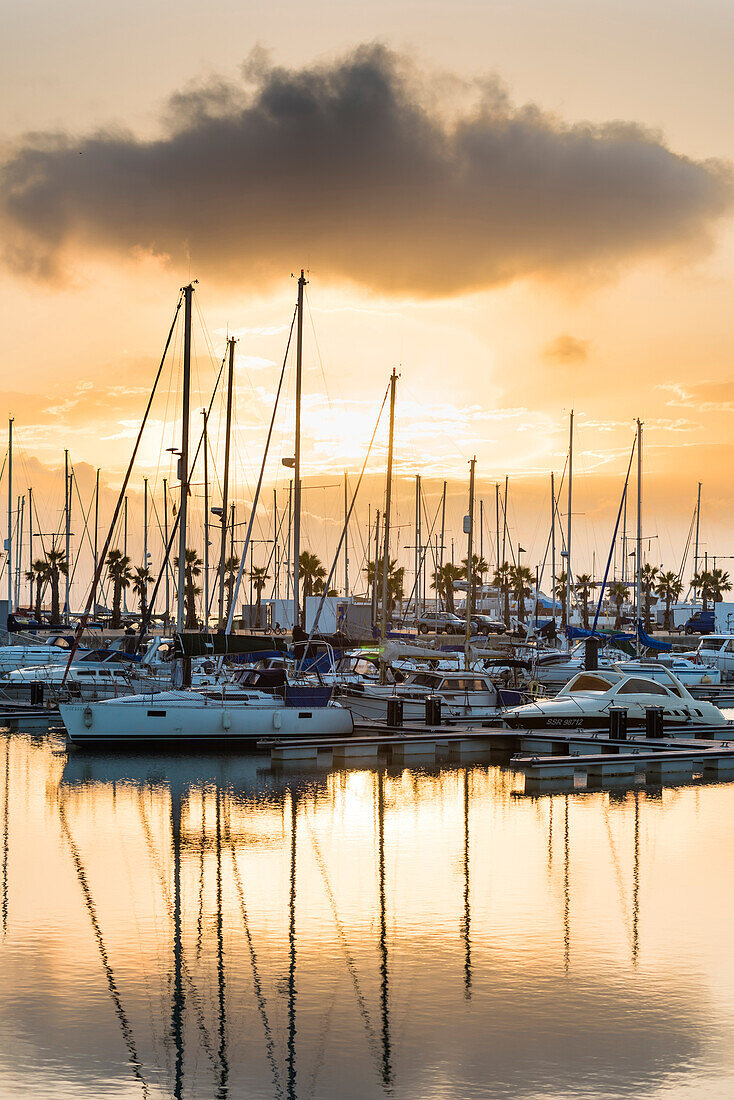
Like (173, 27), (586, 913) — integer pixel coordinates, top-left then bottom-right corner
(701, 675), (712, 685)
(273, 711), (282, 730)
(83, 706), (93, 728)
(222, 710), (231, 731)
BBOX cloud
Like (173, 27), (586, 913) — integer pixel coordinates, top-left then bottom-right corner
(659, 379), (734, 412)
(235, 353), (276, 371)
(542, 334), (590, 365)
(2, 44), (731, 296)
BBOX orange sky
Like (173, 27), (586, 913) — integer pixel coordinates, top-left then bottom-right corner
(1, 3), (734, 593)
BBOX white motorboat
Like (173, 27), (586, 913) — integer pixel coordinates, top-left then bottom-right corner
(616, 655), (721, 687)
(0, 634), (82, 674)
(60, 687), (354, 746)
(1, 648), (158, 702)
(502, 669), (730, 733)
(335, 669), (523, 724)
(530, 642), (629, 689)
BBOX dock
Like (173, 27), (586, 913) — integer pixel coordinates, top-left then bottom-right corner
(261, 720), (733, 779)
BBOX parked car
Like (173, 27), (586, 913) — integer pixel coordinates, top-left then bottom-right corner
(471, 615), (507, 635)
(416, 612), (475, 635)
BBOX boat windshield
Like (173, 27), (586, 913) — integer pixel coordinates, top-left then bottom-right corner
(615, 677), (673, 697)
(565, 674), (615, 693)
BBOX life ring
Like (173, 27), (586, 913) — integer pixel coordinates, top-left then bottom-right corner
(527, 680), (543, 697)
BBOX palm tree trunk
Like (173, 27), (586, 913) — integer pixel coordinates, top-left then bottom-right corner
(51, 576), (60, 625)
(112, 579), (121, 629)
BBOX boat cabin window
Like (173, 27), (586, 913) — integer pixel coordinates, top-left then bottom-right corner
(410, 673), (440, 688)
(702, 637), (726, 651)
(567, 674), (614, 693)
(438, 677), (489, 692)
(616, 678), (672, 696)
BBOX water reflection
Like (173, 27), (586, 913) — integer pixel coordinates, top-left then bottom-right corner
(0, 729), (731, 1098)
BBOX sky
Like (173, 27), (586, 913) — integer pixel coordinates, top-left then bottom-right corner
(1, 0), (734, 599)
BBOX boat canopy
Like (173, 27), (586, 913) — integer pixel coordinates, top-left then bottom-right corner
(174, 633), (287, 657)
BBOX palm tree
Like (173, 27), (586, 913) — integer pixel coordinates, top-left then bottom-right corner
(709, 567), (732, 604)
(654, 571), (683, 632)
(132, 565), (152, 621)
(692, 570), (713, 611)
(493, 562), (512, 629)
(174, 549), (202, 630)
(695, 572), (713, 616)
(509, 564), (534, 625)
(461, 554), (489, 615)
(431, 562), (463, 614)
(553, 570), (568, 630)
(364, 557), (405, 618)
(222, 554), (239, 620)
(250, 565), (270, 628)
(106, 549), (132, 628)
(26, 558), (50, 622)
(640, 563), (659, 630)
(45, 548), (68, 625)
(575, 573), (594, 629)
(693, 567), (733, 614)
(299, 551), (326, 599)
(609, 581), (629, 629)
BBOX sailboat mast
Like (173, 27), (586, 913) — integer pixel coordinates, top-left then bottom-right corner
(15, 495), (23, 609)
(28, 485), (33, 607)
(502, 475), (508, 565)
(636, 418), (643, 651)
(93, 470), (99, 596)
(176, 283), (193, 633)
(465, 457), (476, 668)
(219, 337), (235, 625)
(343, 472), (349, 597)
(566, 411), (573, 639)
(372, 509), (380, 627)
(6, 418), (12, 613)
(551, 472), (556, 625)
(292, 271), (306, 630)
(64, 449), (71, 622)
(163, 478), (169, 629)
(202, 410), (209, 622)
(380, 370), (397, 655)
(694, 481), (702, 598)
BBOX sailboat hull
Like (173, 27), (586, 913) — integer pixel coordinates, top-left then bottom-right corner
(60, 697), (354, 746)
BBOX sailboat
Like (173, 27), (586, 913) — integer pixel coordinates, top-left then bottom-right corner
(59, 282), (353, 747)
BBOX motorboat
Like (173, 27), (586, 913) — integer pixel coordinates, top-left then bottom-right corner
(530, 642), (629, 689)
(616, 655), (721, 687)
(1, 648), (158, 703)
(335, 668), (524, 724)
(59, 686), (354, 746)
(502, 669), (730, 733)
(682, 636), (734, 679)
(0, 634), (83, 674)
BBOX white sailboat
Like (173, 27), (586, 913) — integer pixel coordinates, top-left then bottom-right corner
(60, 687), (353, 746)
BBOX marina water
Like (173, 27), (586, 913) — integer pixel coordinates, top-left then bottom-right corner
(1, 727), (734, 1099)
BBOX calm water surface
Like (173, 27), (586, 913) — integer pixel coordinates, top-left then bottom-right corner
(1, 726), (734, 1099)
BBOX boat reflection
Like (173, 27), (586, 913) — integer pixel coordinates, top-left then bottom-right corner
(0, 732), (719, 1099)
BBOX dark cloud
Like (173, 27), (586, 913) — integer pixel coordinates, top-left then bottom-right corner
(1, 44), (732, 295)
(543, 334), (590, 365)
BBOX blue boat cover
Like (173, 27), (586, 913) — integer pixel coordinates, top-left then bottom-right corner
(637, 621), (672, 652)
